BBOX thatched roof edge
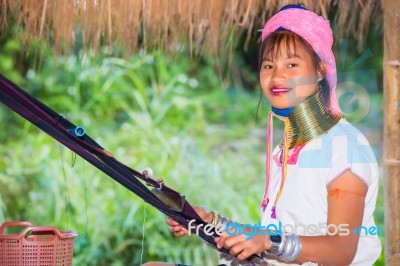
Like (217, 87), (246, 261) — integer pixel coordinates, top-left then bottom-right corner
(0, 0), (382, 55)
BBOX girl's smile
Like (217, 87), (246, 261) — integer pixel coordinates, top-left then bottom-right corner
(270, 86), (291, 96)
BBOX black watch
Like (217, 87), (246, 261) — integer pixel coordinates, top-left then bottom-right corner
(269, 234), (285, 256)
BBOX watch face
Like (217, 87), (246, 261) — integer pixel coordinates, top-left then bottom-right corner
(270, 235), (282, 243)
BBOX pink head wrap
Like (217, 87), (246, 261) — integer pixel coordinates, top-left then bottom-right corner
(261, 7), (341, 113)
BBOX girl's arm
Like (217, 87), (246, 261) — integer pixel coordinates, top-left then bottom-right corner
(294, 169), (367, 265)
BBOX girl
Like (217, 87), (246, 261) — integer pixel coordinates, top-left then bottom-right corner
(144, 4), (381, 266)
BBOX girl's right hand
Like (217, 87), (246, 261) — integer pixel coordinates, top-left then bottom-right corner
(166, 206), (212, 237)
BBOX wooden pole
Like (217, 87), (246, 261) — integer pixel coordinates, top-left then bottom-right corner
(383, 0), (400, 265)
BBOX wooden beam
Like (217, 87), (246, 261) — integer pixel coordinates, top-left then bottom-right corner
(383, 0), (400, 265)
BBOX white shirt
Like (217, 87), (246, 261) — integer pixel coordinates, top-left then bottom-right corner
(261, 118), (381, 265)
(219, 119), (381, 265)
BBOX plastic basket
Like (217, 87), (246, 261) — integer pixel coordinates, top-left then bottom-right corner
(0, 221), (78, 266)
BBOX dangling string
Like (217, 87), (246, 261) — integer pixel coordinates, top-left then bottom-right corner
(261, 111), (274, 209)
(271, 118), (290, 219)
(59, 144), (81, 231)
(75, 158), (89, 264)
(262, 112), (291, 219)
(140, 202), (147, 265)
(59, 143), (70, 230)
(81, 158), (89, 237)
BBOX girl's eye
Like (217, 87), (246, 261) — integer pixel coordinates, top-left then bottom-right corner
(263, 64), (273, 69)
(288, 63), (298, 68)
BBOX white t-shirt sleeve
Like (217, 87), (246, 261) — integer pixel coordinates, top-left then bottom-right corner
(325, 123), (378, 187)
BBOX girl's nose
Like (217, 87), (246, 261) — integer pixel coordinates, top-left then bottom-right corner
(271, 66), (286, 83)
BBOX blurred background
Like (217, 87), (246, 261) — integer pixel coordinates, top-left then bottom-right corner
(0, 1), (384, 265)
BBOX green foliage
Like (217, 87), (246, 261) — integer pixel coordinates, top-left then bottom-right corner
(0, 50), (265, 265)
(0, 39), (23, 83)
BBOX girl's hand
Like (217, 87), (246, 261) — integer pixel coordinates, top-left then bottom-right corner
(215, 229), (272, 261)
(166, 206), (212, 237)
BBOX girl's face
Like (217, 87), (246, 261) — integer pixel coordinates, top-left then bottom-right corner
(259, 40), (320, 109)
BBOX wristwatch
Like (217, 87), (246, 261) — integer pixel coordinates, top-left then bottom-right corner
(268, 234), (286, 257)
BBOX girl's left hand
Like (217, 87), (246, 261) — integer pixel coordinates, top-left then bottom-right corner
(214, 230), (272, 261)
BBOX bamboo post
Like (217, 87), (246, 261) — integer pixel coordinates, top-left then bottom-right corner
(383, 0), (400, 265)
